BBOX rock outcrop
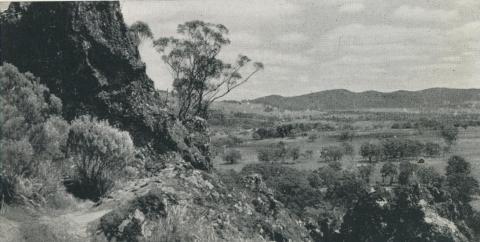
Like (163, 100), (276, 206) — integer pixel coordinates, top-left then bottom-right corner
(0, 1), (210, 169)
(93, 160), (310, 242)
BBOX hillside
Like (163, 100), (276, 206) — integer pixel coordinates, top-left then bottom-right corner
(0, 2), (309, 241)
(250, 88), (480, 111)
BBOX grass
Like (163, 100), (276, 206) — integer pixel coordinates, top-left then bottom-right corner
(213, 126), (480, 210)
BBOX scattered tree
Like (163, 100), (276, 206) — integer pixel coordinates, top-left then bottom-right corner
(153, 20), (264, 120)
(320, 146), (344, 162)
(360, 142), (382, 163)
(380, 162), (398, 184)
(440, 126), (459, 147)
(222, 148), (242, 164)
(398, 161), (417, 185)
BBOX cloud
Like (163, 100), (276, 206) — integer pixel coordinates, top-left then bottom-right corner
(276, 32), (308, 44)
(339, 3), (365, 14)
(120, 0), (480, 97)
(229, 32), (262, 47)
(121, 0), (302, 23)
(222, 48), (312, 66)
(393, 5), (459, 23)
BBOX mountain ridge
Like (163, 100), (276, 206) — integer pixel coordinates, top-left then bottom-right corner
(249, 87), (480, 111)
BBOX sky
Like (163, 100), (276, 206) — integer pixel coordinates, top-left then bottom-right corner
(125, 1), (476, 99)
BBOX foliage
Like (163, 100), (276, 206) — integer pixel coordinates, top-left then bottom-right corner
(446, 155), (471, 176)
(341, 142), (355, 159)
(328, 161), (342, 172)
(0, 63), (68, 203)
(440, 126), (459, 147)
(153, 20), (263, 120)
(222, 148), (242, 164)
(358, 165), (374, 183)
(398, 161), (418, 185)
(308, 166), (340, 189)
(320, 145), (344, 162)
(257, 142), (298, 162)
(338, 130), (355, 142)
(380, 162), (397, 184)
(327, 171), (368, 207)
(66, 116), (134, 200)
(415, 166), (443, 188)
(359, 142), (382, 163)
(241, 164), (319, 214)
(307, 133), (317, 142)
(445, 156), (479, 202)
(128, 21), (153, 46)
(424, 142), (441, 157)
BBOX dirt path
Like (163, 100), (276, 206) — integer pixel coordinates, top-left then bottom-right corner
(38, 205), (111, 240)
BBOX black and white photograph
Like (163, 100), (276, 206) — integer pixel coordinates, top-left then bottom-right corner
(0, 0), (480, 241)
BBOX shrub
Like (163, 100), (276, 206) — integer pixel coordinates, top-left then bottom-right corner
(440, 126), (459, 147)
(257, 141), (295, 162)
(424, 142), (441, 157)
(380, 162), (397, 184)
(0, 63), (68, 203)
(222, 149), (242, 164)
(341, 142), (355, 160)
(445, 156), (479, 202)
(358, 165), (374, 183)
(289, 147), (300, 161)
(328, 161), (343, 172)
(308, 133), (318, 142)
(360, 142), (382, 163)
(338, 130), (355, 142)
(308, 166), (340, 188)
(416, 166), (443, 187)
(66, 116), (134, 200)
(320, 146), (344, 162)
(446, 155), (470, 176)
(398, 161), (417, 185)
(241, 163), (318, 213)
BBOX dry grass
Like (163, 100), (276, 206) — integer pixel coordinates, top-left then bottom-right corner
(145, 205), (268, 242)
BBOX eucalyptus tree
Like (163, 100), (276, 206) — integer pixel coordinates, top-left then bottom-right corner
(153, 20), (263, 120)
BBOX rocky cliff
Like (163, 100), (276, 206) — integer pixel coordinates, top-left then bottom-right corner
(0, 2), (312, 241)
(0, 1), (210, 170)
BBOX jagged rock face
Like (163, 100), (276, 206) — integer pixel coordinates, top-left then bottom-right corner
(0, 1), (210, 169)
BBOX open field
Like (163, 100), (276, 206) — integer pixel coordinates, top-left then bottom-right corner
(214, 127), (480, 174)
(213, 125), (480, 208)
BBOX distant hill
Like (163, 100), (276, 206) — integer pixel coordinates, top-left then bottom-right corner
(249, 88), (480, 111)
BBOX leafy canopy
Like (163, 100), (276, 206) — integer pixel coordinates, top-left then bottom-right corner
(153, 20), (264, 120)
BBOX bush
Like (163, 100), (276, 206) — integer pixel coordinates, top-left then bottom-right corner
(359, 142), (382, 163)
(341, 142), (355, 160)
(380, 162), (397, 184)
(445, 156), (479, 202)
(320, 146), (344, 162)
(328, 161), (343, 172)
(308, 133), (318, 142)
(424, 142), (441, 157)
(416, 166), (443, 187)
(398, 161), (417, 185)
(257, 142), (299, 162)
(446, 155), (470, 176)
(66, 116), (134, 200)
(241, 163), (319, 214)
(0, 63), (68, 203)
(358, 165), (374, 183)
(222, 149), (242, 164)
(338, 130), (355, 142)
(440, 126), (459, 147)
